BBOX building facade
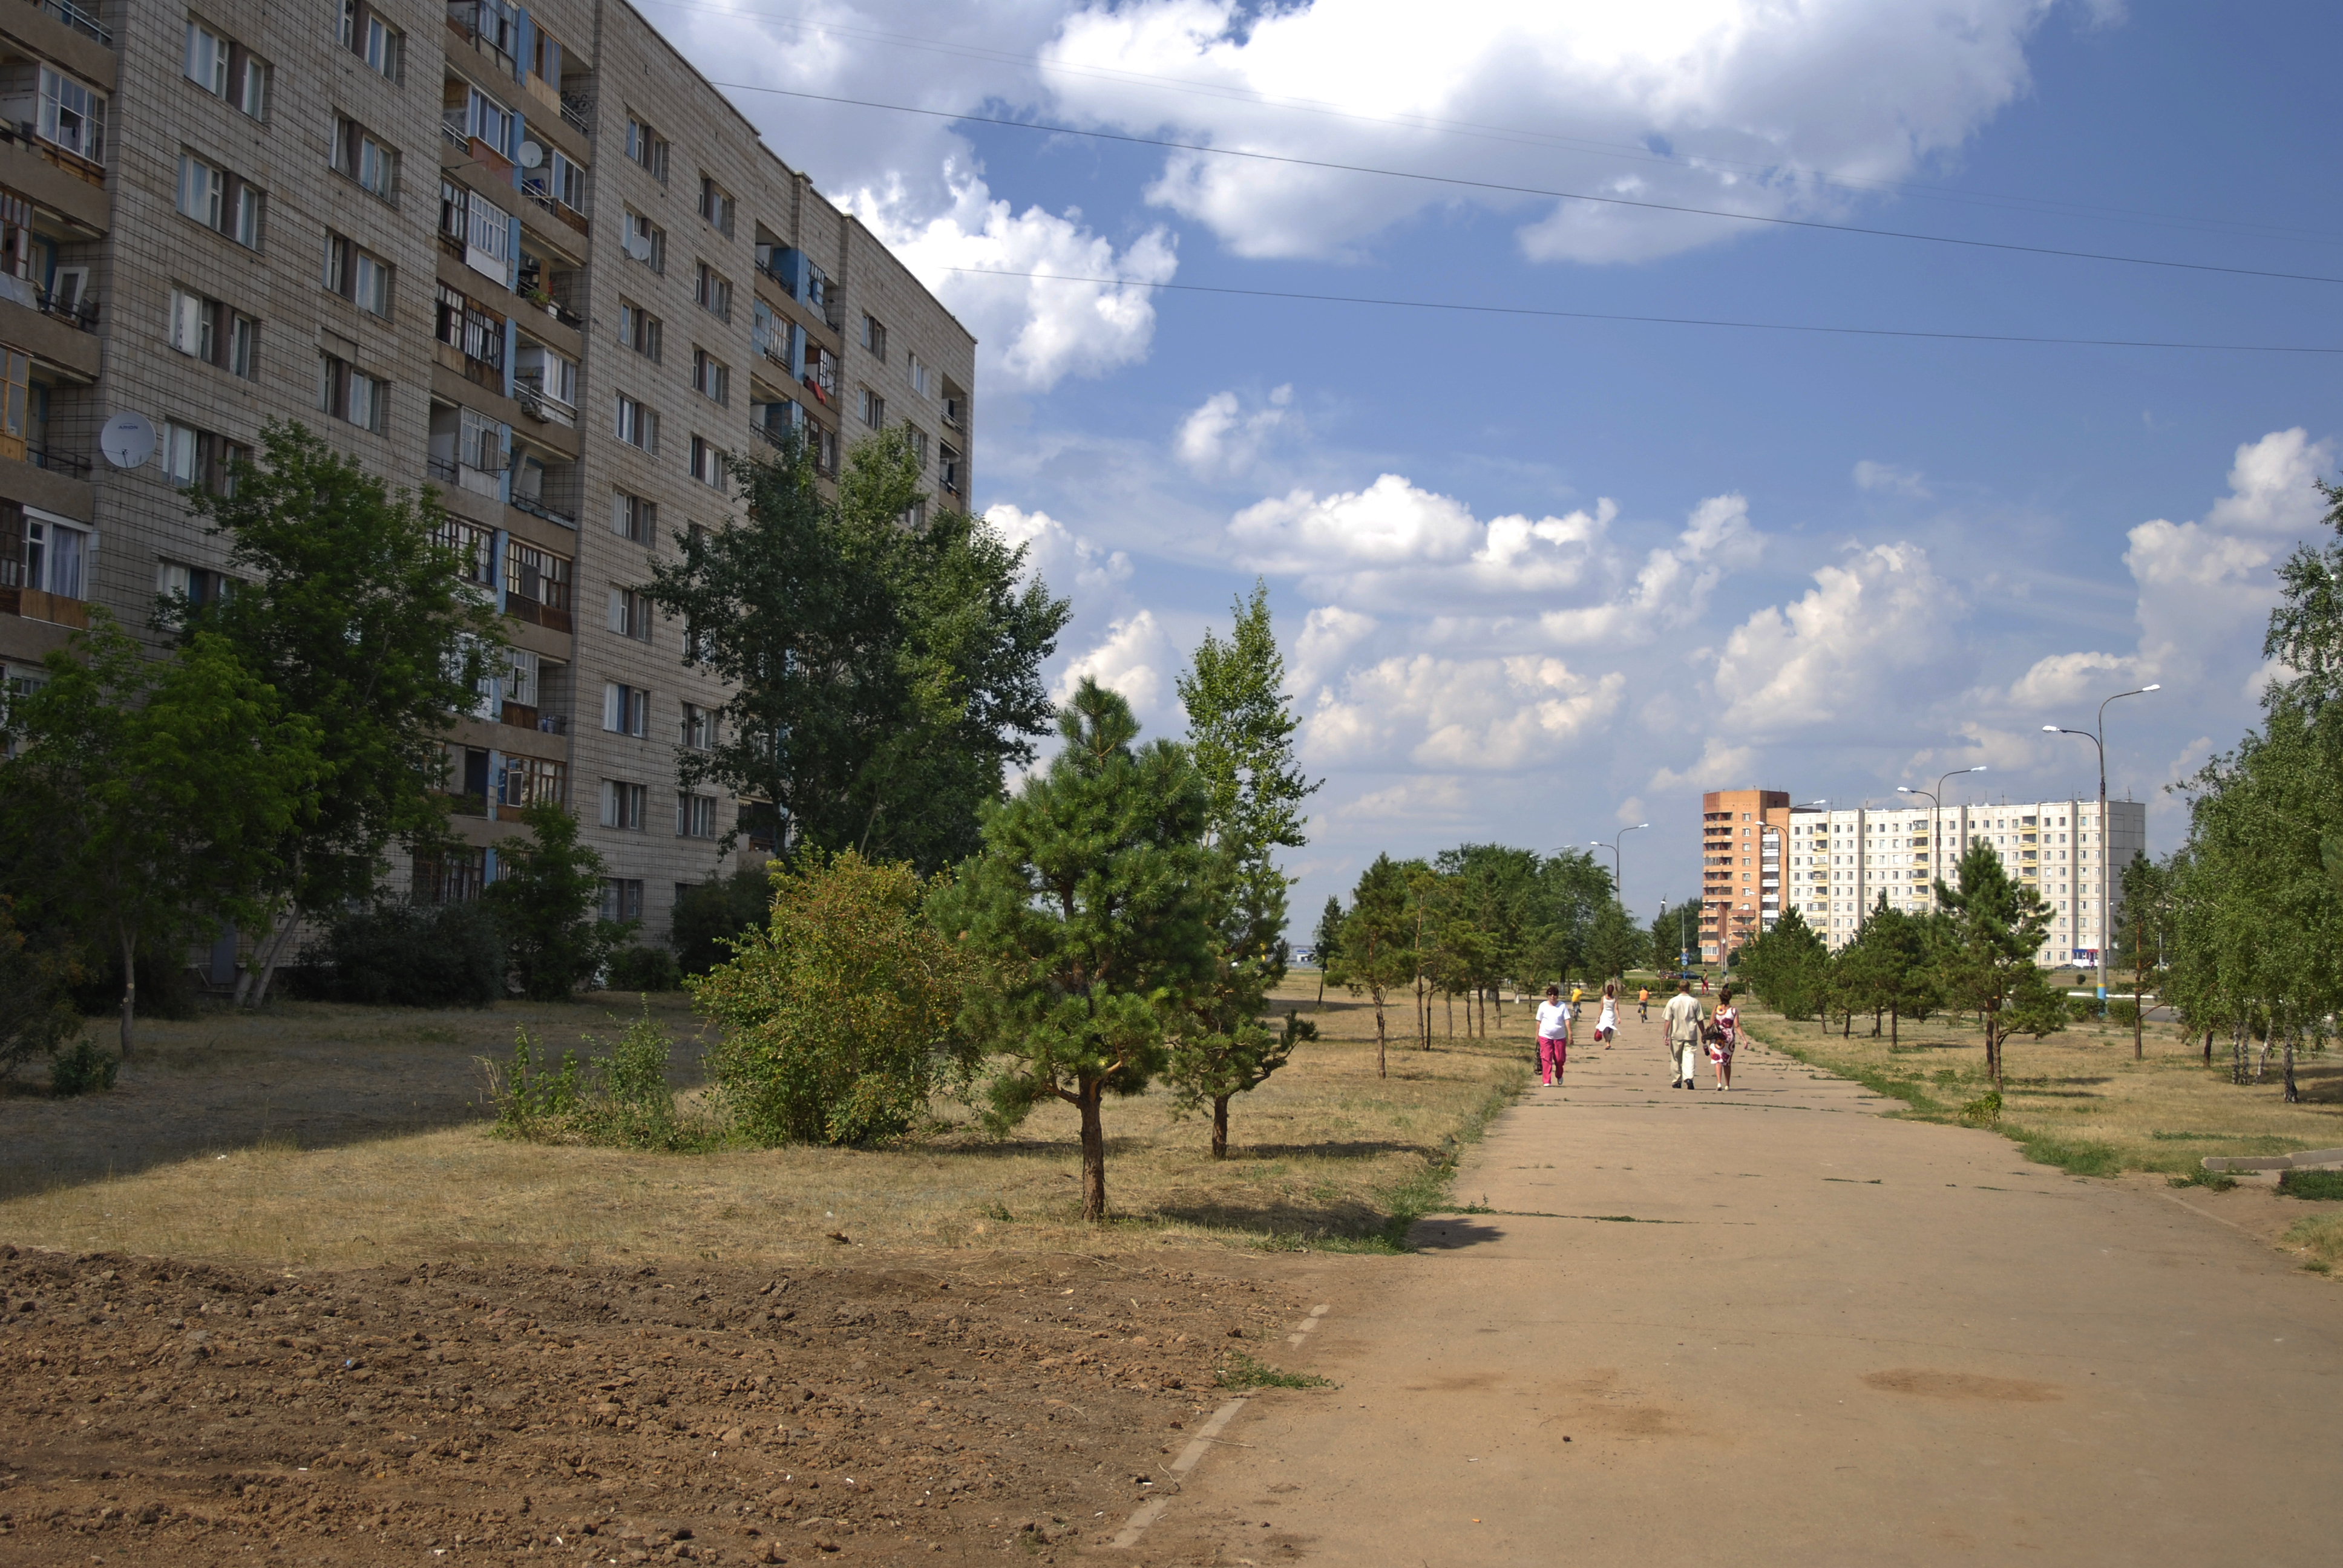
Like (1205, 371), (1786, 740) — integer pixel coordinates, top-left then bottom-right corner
(0, 0), (975, 954)
(1699, 785), (2149, 968)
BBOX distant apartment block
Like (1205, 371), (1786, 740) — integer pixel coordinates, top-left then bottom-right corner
(0, 0), (976, 955)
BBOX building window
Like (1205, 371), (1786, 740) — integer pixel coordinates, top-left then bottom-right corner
(624, 116), (669, 181)
(526, 149), (587, 215)
(513, 341), (576, 416)
(168, 289), (258, 379)
(698, 175), (734, 236)
(431, 515), (495, 586)
(810, 423), (837, 475)
(618, 299), (662, 362)
(612, 491), (657, 546)
(332, 117), (400, 201)
(690, 348), (729, 405)
(679, 703), (715, 751)
(448, 85), (514, 158)
(688, 436), (726, 490)
(177, 154), (263, 247)
(908, 353), (931, 397)
(186, 16), (271, 116)
(615, 394), (658, 453)
(499, 754), (566, 808)
(36, 67), (105, 164)
(338, 1), (401, 80)
(14, 511), (88, 599)
(505, 540), (572, 622)
(159, 422), (248, 495)
(939, 443), (962, 495)
(316, 353), (389, 434)
(599, 877), (644, 923)
(442, 180), (510, 281)
(695, 263), (732, 322)
(859, 388), (885, 429)
(323, 232), (393, 316)
(601, 781), (647, 832)
(677, 792), (716, 839)
(622, 210), (664, 273)
(607, 584), (654, 642)
(602, 682), (649, 738)
(435, 283), (506, 377)
(908, 427), (929, 469)
(860, 314), (886, 360)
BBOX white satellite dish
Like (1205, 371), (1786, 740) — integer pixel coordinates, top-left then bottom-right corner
(623, 229), (652, 261)
(100, 411), (156, 469)
(517, 140), (545, 169)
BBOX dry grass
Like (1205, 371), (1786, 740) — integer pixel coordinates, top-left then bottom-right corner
(1740, 1002), (2343, 1177)
(0, 979), (1526, 1270)
(2284, 1212), (2343, 1273)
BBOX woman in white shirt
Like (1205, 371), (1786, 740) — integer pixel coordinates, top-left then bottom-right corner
(1596, 982), (1619, 1047)
(1535, 984), (1571, 1086)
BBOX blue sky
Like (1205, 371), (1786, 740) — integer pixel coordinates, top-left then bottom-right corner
(648, 0), (2341, 922)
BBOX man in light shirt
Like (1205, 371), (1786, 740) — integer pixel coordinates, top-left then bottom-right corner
(1535, 984), (1571, 1086)
(1663, 980), (1705, 1091)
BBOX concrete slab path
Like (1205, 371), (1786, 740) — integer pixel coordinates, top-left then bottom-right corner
(1139, 1007), (2339, 1565)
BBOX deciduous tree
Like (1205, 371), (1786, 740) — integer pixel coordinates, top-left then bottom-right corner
(1932, 842), (2057, 1087)
(1327, 854), (1416, 1079)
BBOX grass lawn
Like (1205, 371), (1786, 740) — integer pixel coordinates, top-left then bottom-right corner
(1739, 1001), (2343, 1178)
(0, 978), (1528, 1269)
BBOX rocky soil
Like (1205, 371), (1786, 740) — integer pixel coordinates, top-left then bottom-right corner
(0, 1245), (1316, 1565)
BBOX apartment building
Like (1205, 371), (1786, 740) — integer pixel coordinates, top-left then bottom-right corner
(0, 0), (977, 952)
(1698, 787), (1789, 962)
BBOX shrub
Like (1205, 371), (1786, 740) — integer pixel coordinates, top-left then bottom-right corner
(692, 850), (975, 1147)
(298, 901), (504, 1007)
(1959, 1089), (2003, 1126)
(0, 899), (79, 1079)
(49, 1036), (118, 1096)
(2276, 1168), (2343, 1201)
(482, 802), (632, 1001)
(670, 862), (773, 975)
(605, 945), (681, 993)
(482, 1005), (715, 1150)
(2065, 996), (2099, 1022)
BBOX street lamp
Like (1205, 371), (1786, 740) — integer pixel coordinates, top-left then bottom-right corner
(1587, 822), (1648, 915)
(1896, 766), (1986, 913)
(2045, 684), (2159, 1009)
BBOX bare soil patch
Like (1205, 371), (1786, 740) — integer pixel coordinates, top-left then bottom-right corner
(0, 1244), (1321, 1566)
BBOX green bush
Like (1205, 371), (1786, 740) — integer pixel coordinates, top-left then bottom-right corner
(2065, 996), (2099, 1022)
(49, 1036), (118, 1096)
(298, 901), (503, 1007)
(2106, 999), (2142, 1026)
(670, 862), (773, 975)
(483, 1005), (715, 1150)
(2276, 1168), (2343, 1201)
(0, 899), (79, 1079)
(605, 945), (681, 993)
(482, 802), (632, 1001)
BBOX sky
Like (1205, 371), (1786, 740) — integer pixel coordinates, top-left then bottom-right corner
(643, 0), (2342, 924)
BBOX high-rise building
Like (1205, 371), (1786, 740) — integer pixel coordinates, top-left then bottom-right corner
(0, 0), (975, 956)
(1699, 788), (1788, 961)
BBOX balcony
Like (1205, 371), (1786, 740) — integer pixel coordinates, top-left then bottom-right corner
(21, 442), (86, 478)
(560, 90), (592, 137)
(512, 381), (575, 429)
(31, 0), (108, 44)
(522, 185), (589, 239)
(0, 120), (99, 190)
(0, 273), (93, 332)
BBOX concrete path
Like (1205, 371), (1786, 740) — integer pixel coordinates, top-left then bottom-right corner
(1142, 1008), (2339, 1565)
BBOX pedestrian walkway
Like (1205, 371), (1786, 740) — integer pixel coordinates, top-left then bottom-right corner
(1141, 1007), (2339, 1564)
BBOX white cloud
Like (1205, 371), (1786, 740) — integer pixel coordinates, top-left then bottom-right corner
(1289, 604), (1378, 701)
(1305, 653), (1625, 770)
(1853, 460), (1930, 498)
(1330, 776), (1472, 824)
(1649, 736), (1760, 794)
(1175, 385), (1293, 478)
(1539, 493), (1762, 644)
(985, 502), (1133, 598)
(2005, 649), (2136, 711)
(1230, 473), (1486, 572)
(1043, 0), (2076, 264)
(1055, 610), (1181, 724)
(1711, 543), (1953, 733)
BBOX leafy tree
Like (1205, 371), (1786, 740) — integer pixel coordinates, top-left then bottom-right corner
(483, 802), (632, 1001)
(0, 898), (78, 1080)
(936, 680), (1215, 1221)
(180, 420), (505, 1003)
(1522, 849), (1615, 984)
(1932, 841), (2058, 1086)
(1736, 906), (1826, 1020)
(2111, 851), (2174, 1060)
(693, 851), (976, 1146)
(1585, 898), (1643, 985)
(670, 861), (776, 976)
(1167, 585), (1321, 1155)
(1311, 896), (1345, 1004)
(0, 618), (320, 1056)
(1648, 898), (1697, 975)
(641, 430), (1067, 869)
(1434, 844), (1539, 1031)
(1326, 854), (1416, 1079)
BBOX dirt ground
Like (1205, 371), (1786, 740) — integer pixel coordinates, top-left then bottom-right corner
(0, 1244), (1322, 1566)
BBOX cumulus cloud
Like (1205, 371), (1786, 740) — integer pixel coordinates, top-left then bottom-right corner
(1650, 736), (1760, 794)
(1176, 385), (1293, 478)
(1540, 494), (1763, 644)
(1712, 543), (1953, 734)
(985, 502), (1134, 597)
(1042, 0), (2076, 264)
(1305, 654), (1625, 771)
(1853, 460), (1930, 498)
(1055, 610), (1181, 722)
(2005, 649), (2137, 711)
(1289, 604), (1378, 701)
(1330, 776), (1472, 824)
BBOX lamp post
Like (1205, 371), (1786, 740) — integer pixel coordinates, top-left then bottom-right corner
(2045, 685), (2159, 1009)
(1587, 822), (1649, 917)
(1896, 766), (1985, 913)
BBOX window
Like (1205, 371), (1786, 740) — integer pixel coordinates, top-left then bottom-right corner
(598, 878), (644, 923)
(939, 443), (962, 495)
(698, 175), (734, 236)
(317, 352), (389, 434)
(16, 512), (87, 599)
(457, 406), (500, 474)
(155, 560), (231, 619)
(602, 682), (649, 738)
(339, 1), (402, 80)
(323, 232), (393, 316)
(908, 353), (931, 397)
(615, 394), (658, 453)
(694, 262), (732, 322)
(505, 540), (571, 618)
(691, 348), (730, 405)
(860, 314), (886, 360)
(529, 22), (565, 84)
(909, 427), (929, 469)
(612, 491), (657, 546)
(526, 149), (586, 214)
(514, 341), (576, 413)
(332, 117), (400, 201)
(447, 85), (514, 157)
(37, 68), (105, 163)
(807, 423), (837, 476)
(679, 703), (715, 751)
(608, 584), (653, 642)
(177, 154), (263, 247)
(677, 792), (717, 839)
(187, 18), (270, 116)
(625, 116), (669, 181)
(859, 388), (885, 429)
(601, 782), (647, 832)
(434, 283), (505, 374)
(442, 179), (510, 281)
(622, 211), (665, 273)
(159, 421), (247, 495)
(168, 288), (258, 379)
(618, 299), (663, 361)
(430, 515), (495, 586)
(689, 436), (726, 490)
(498, 754), (566, 809)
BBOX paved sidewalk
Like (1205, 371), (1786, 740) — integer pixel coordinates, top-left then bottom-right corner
(1142, 1010), (2338, 1565)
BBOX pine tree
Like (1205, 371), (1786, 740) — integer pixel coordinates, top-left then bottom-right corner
(1932, 841), (2057, 1086)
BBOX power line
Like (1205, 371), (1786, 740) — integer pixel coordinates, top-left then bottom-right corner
(702, 79), (2343, 288)
(936, 267), (2343, 354)
(637, 0), (2343, 250)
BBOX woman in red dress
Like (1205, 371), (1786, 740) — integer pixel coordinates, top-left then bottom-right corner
(1709, 985), (1740, 1091)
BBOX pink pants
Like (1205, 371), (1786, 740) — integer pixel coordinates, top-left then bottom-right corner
(1539, 1035), (1568, 1083)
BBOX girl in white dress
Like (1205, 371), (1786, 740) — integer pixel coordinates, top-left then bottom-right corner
(1596, 982), (1619, 1047)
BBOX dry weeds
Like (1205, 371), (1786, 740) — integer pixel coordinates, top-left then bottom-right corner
(0, 981), (1527, 1271)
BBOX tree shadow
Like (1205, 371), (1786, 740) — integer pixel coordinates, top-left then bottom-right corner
(1407, 1217), (1507, 1249)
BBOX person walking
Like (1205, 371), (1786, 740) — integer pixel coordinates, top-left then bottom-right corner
(1596, 982), (1619, 1048)
(1636, 984), (1650, 1023)
(1535, 984), (1571, 1087)
(1663, 980), (1704, 1090)
(1709, 984), (1741, 1091)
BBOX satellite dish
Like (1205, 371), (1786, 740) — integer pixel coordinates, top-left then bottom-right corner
(517, 140), (545, 169)
(623, 229), (652, 261)
(100, 411), (156, 469)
